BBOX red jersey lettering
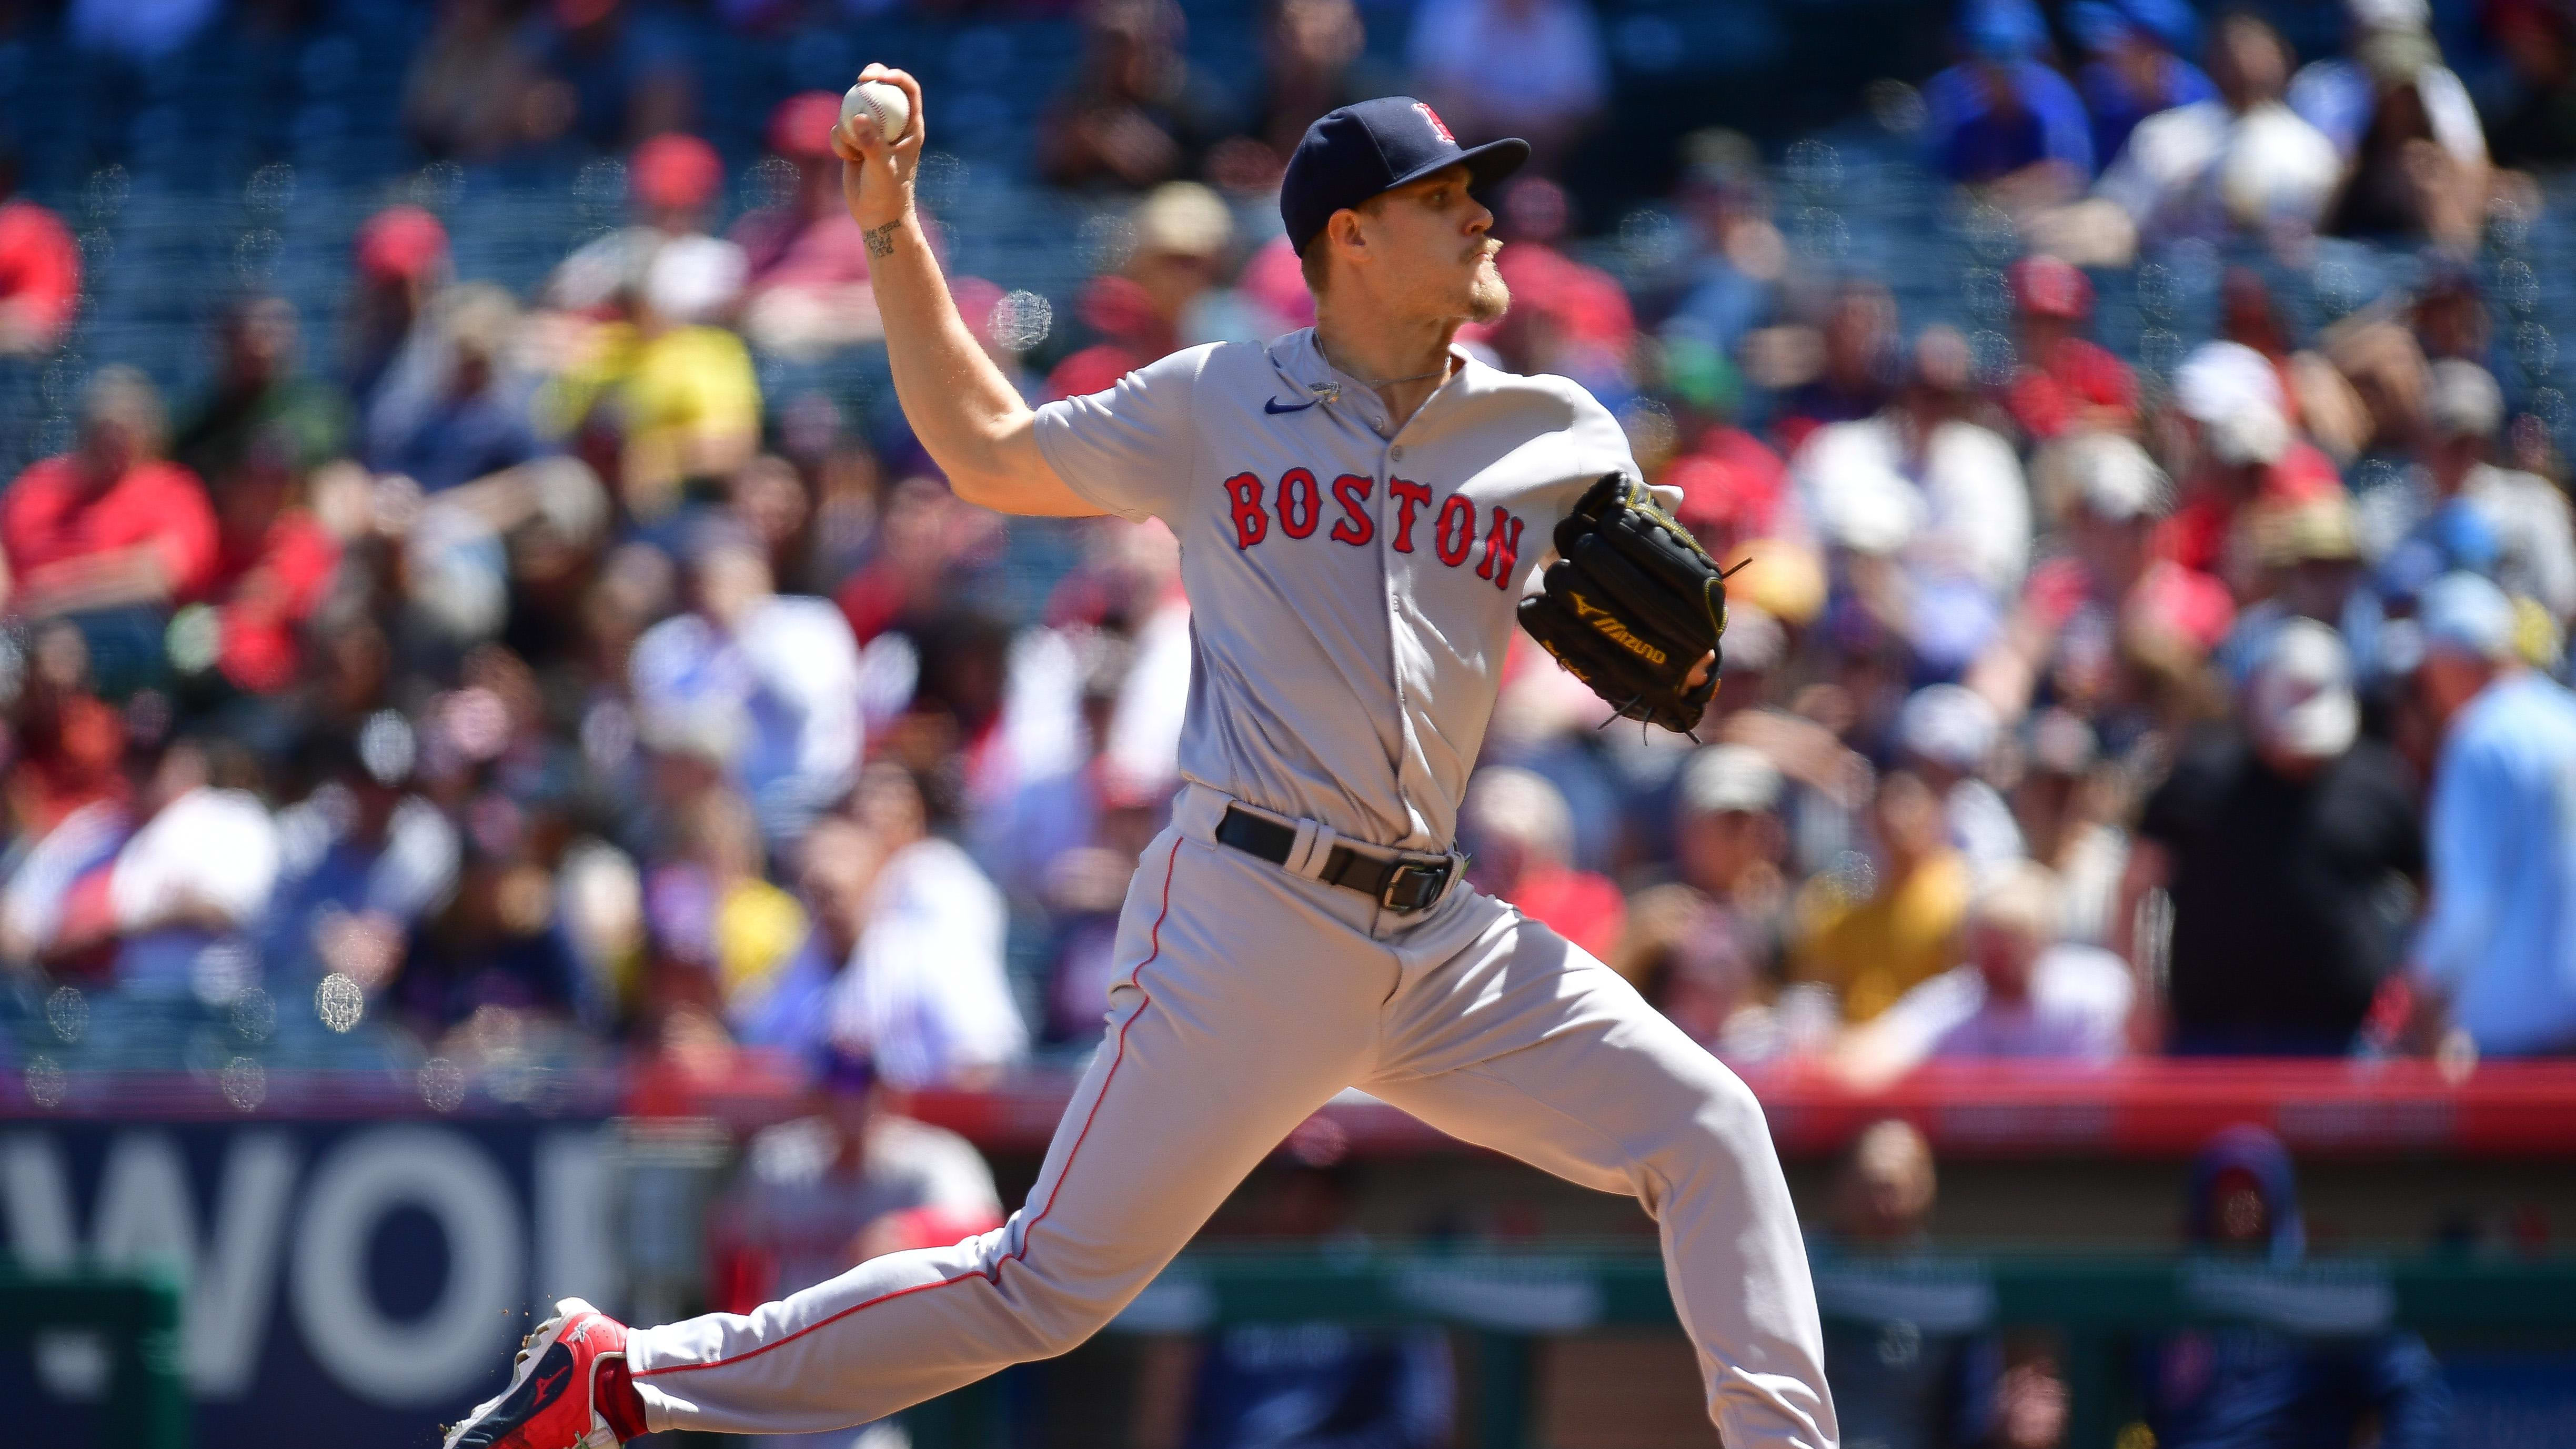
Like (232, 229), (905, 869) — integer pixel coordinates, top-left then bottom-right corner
(1223, 472), (1267, 550)
(1387, 478), (1431, 552)
(1329, 475), (1374, 546)
(1476, 505), (1524, 587)
(1434, 492), (1475, 566)
(1277, 468), (1320, 539)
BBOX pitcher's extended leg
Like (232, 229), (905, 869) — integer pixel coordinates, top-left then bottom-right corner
(628, 835), (1382, 1434)
(1367, 904), (1837, 1449)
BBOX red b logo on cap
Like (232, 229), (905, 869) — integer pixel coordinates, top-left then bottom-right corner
(1413, 103), (1455, 145)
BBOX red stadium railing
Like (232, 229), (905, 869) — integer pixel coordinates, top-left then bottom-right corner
(627, 1055), (2576, 1160)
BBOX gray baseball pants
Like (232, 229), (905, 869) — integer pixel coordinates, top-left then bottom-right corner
(629, 783), (1838, 1448)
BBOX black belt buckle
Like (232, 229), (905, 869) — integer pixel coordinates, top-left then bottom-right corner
(1379, 857), (1454, 913)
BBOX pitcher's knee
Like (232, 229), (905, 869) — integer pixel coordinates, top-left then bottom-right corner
(988, 1257), (1129, 1361)
(1643, 1062), (1773, 1177)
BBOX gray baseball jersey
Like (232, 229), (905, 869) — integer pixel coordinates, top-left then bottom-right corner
(1031, 327), (1637, 851)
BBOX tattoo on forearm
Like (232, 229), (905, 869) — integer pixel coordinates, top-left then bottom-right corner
(864, 222), (899, 259)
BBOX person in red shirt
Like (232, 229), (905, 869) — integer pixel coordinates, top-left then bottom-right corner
(1460, 765), (1627, 961)
(1998, 255), (2137, 445)
(187, 425), (342, 694)
(0, 155), (79, 357)
(2, 366), (219, 619)
(2155, 341), (2340, 598)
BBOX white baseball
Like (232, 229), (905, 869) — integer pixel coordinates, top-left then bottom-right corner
(840, 79), (911, 146)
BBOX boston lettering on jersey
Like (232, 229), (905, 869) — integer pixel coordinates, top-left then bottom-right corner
(1219, 468), (1524, 589)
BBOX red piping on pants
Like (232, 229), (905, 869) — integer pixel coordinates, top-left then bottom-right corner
(637, 835), (1186, 1378)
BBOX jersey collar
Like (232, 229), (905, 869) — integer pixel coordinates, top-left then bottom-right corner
(1265, 327), (1480, 431)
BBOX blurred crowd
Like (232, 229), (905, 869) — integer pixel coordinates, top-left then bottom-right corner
(5, 0), (2576, 1099)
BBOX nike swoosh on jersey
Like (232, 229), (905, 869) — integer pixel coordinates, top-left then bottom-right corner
(1264, 397), (1318, 414)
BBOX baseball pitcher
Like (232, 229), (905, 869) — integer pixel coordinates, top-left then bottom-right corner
(447, 68), (1837, 1449)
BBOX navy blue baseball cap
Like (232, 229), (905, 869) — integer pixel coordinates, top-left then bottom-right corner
(1281, 97), (1530, 256)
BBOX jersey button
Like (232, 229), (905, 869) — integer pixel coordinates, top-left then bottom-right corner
(1390, 447), (1405, 461)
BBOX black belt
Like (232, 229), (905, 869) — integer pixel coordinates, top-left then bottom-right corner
(1214, 805), (1460, 913)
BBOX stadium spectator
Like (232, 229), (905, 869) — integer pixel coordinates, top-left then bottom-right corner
(2090, 12), (2342, 251)
(173, 296), (351, 495)
(92, 738), (280, 999)
(367, 283), (549, 495)
(2156, 340), (2341, 597)
(265, 719), (460, 990)
(183, 423), (343, 698)
(2008, 709), (2129, 944)
(404, 0), (559, 162)
(2403, 572), (2576, 1057)
(2138, 1125), (2450, 1447)
(822, 764), (1029, 1090)
(732, 93), (882, 360)
(1806, 1120), (2069, 1449)
(1795, 327), (2030, 615)
(545, 132), (742, 319)
(2295, 0), (2472, 156)
(3, 368), (220, 629)
(2122, 619), (2424, 1054)
(1919, 0), (2094, 192)
(2291, 0), (2489, 248)
(1036, 0), (1230, 192)
(707, 1044), (1002, 1449)
(1793, 771), (1974, 1023)
(343, 205), (453, 409)
(4, 622), (129, 839)
(544, 235), (761, 519)
(711, 1044), (1004, 1312)
(629, 521), (862, 846)
(1974, 432), (2169, 724)
(1616, 746), (1793, 1052)
(2067, 0), (2214, 168)
(646, 785), (809, 1025)
(1996, 255), (2137, 445)
(1773, 279), (1900, 448)
(2358, 360), (2576, 623)
(1404, 0), (1607, 173)
(1209, 0), (1385, 190)
(1662, 129), (1787, 364)
(2489, 0), (2576, 167)
(1828, 860), (2133, 1088)
(1896, 684), (2024, 880)
(527, 0), (695, 150)
(1462, 767), (1626, 962)
(0, 154), (79, 357)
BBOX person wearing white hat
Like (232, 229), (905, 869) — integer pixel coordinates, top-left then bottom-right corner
(2402, 573), (2576, 1056)
(1895, 683), (2027, 881)
(2093, 13), (2340, 245)
(1613, 744), (1796, 1050)
(2119, 617), (2426, 1053)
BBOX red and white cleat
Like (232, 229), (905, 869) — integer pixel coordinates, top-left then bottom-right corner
(442, 1297), (635, 1449)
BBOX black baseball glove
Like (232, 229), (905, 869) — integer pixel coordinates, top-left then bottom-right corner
(1517, 473), (1731, 734)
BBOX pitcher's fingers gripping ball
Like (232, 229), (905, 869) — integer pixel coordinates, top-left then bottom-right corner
(840, 78), (911, 145)
(1517, 472), (1732, 732)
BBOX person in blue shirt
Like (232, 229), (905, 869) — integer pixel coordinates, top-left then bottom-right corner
(2140, 1125), (2451, 1449)
(2406, 572), (2576, 1056)
(2066, 0), (2217, 166)
(1921, 0), (2097, 187)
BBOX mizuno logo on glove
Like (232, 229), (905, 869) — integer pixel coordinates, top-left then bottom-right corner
(1568, 592), (1667, 665)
